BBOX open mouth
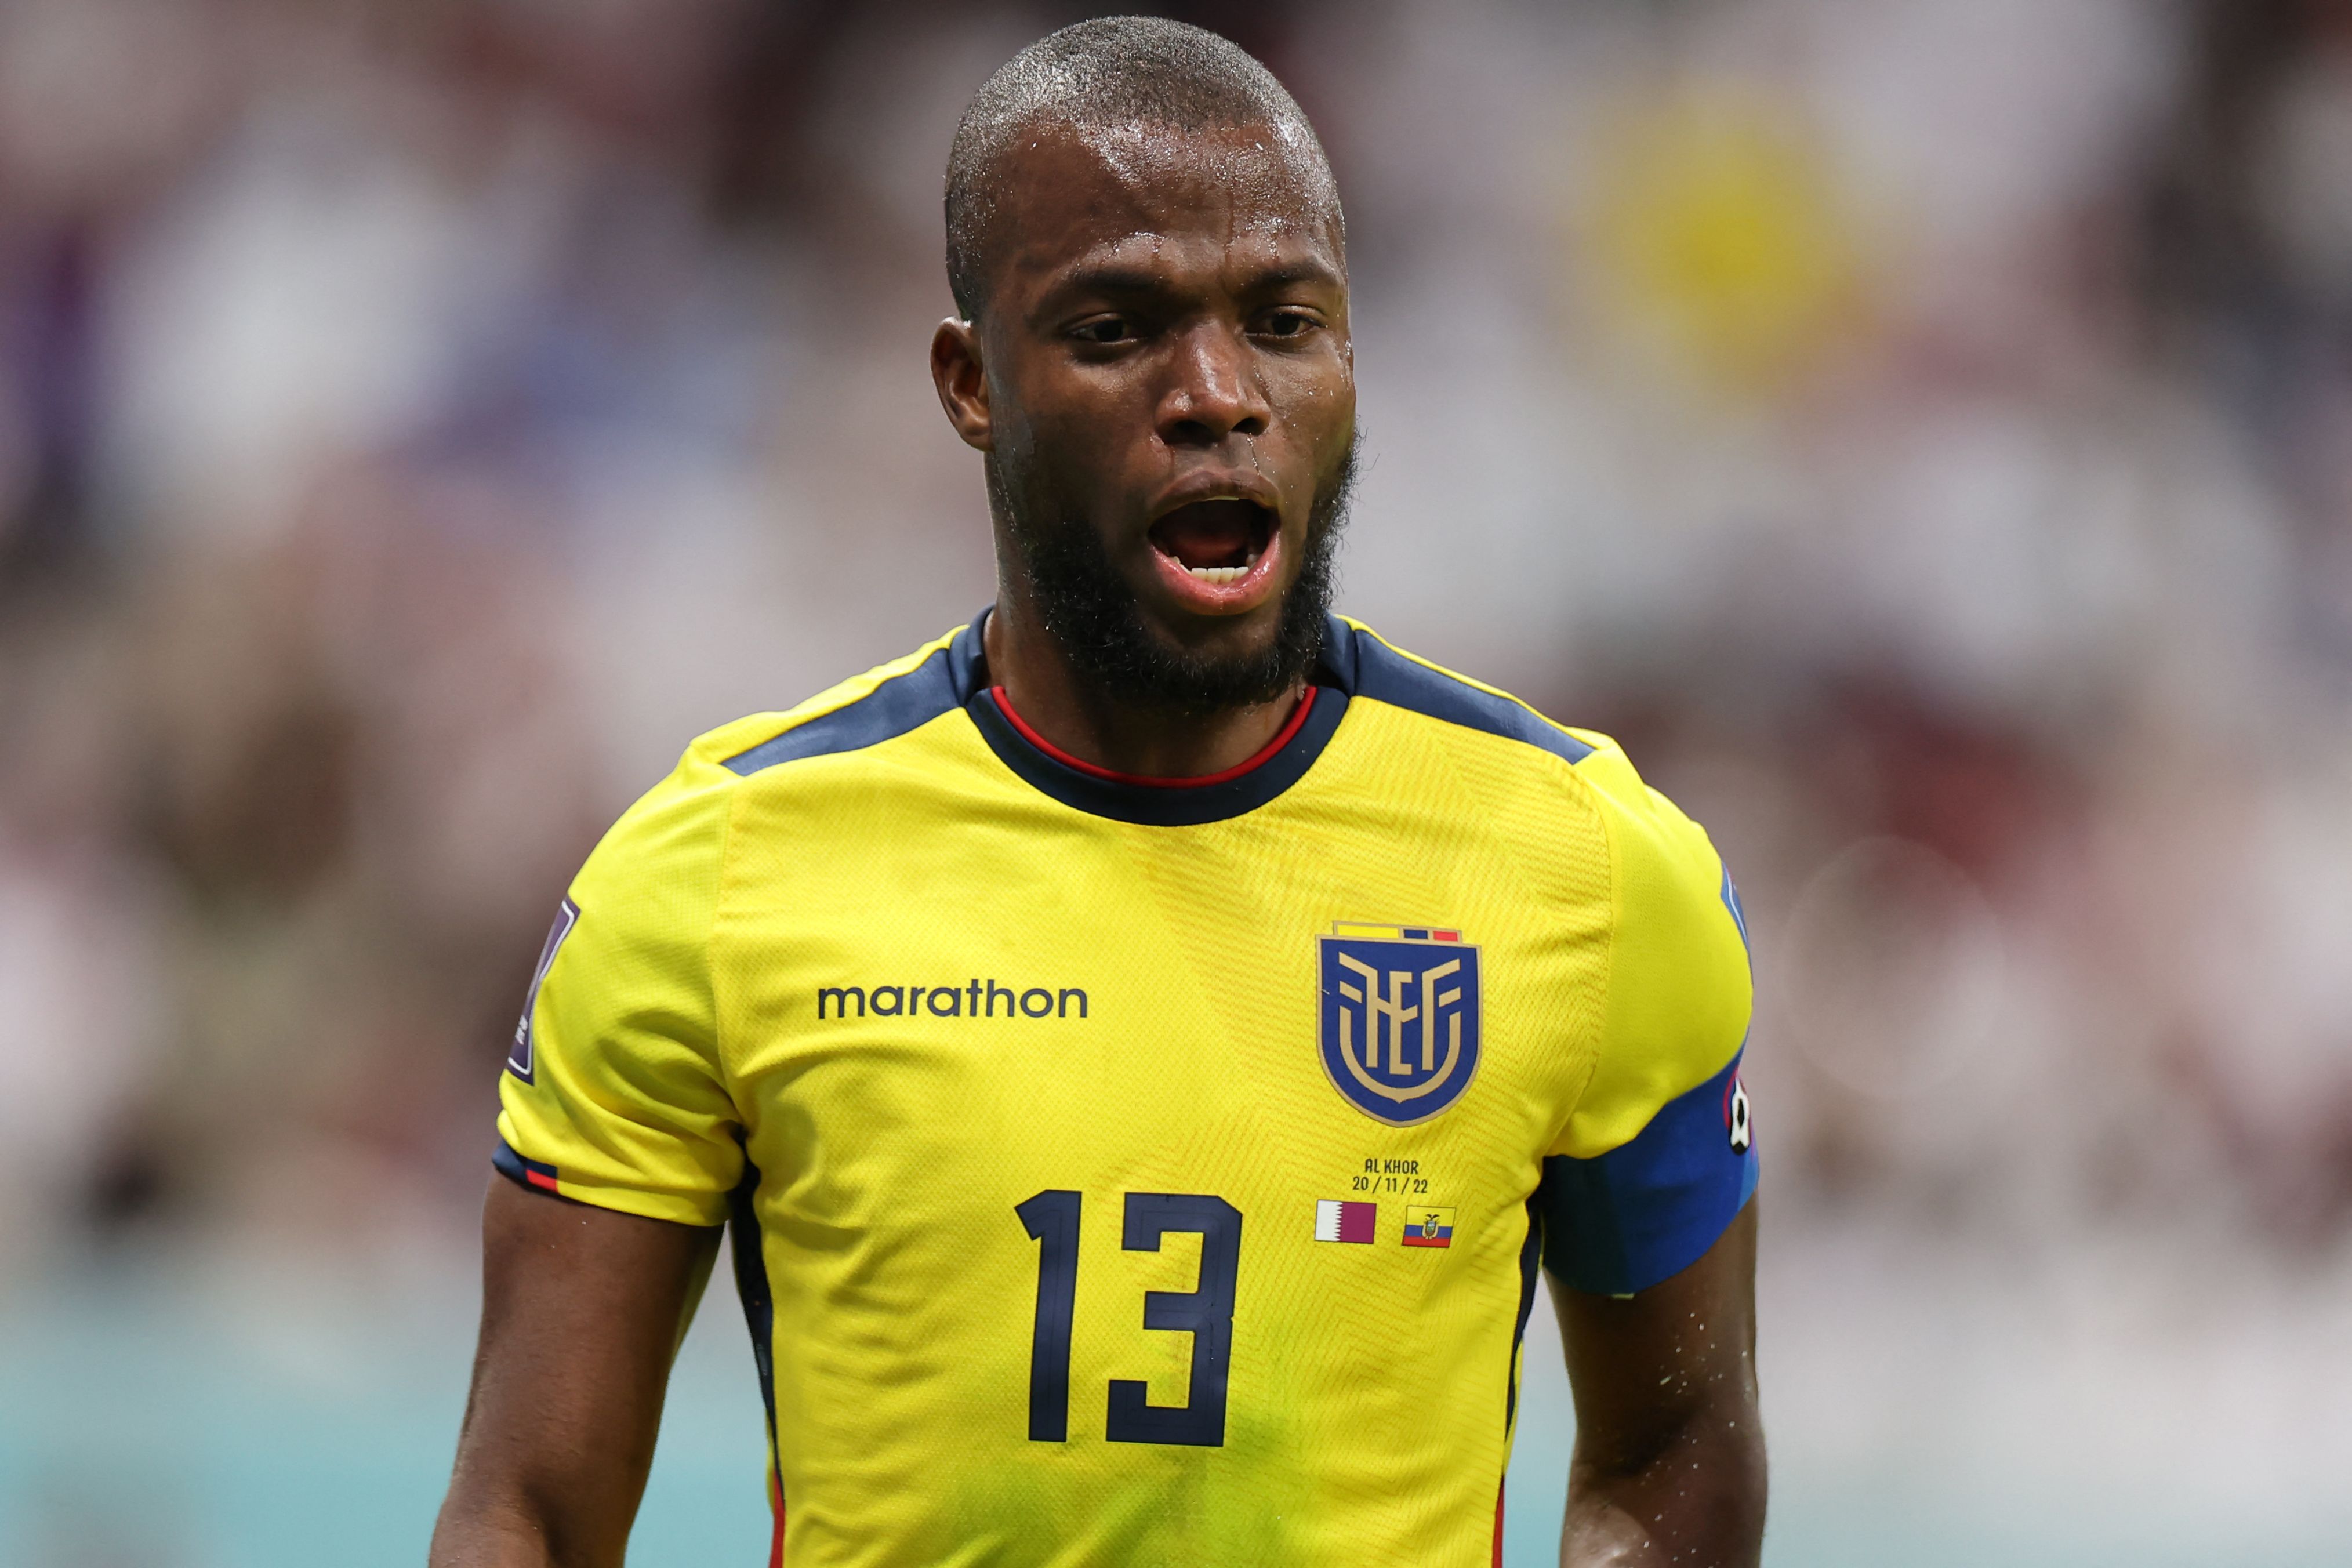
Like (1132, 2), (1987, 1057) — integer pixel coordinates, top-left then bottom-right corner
(1147, 499), (1277, 585)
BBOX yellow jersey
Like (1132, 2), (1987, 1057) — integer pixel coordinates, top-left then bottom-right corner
(495, 611), (1756, 1567)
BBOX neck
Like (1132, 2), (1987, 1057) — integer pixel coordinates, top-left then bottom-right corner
(983, 594), (1307, 781)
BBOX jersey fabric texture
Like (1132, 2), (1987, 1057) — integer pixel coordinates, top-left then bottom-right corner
(494, 611), (1757, 1568)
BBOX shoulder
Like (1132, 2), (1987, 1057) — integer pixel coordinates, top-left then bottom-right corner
(696, 620), (975, 781)
(1327, 617), (1707, 860)
(579, 621), (977, 895)
(1319, 649), (1754, 1273)
(1327, 614), (1745, 990)
(1327, 615), (1603, 771)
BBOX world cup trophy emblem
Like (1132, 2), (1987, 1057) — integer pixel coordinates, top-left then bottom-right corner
(1318, 923), (1483, 1125)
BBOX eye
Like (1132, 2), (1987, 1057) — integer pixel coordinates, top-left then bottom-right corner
(1258, 308), (1320, 339)
(1070, 315), (1136, 345)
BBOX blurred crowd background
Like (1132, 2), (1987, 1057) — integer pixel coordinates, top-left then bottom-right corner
(3, 1), (2350, 1564)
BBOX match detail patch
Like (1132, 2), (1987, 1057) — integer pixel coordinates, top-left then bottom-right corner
(508, 896), (579, 1083)
(1314, 1200), (1377, 1243)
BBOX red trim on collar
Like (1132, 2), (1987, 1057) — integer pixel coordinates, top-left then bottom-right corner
(986, 685), (1319, 789)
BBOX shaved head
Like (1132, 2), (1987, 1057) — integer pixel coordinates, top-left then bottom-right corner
(945, 16), (1343, 322)
(928, 17), (1357, 736)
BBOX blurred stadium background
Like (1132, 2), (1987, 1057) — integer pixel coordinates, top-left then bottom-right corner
(3, 1), (2350, 1563)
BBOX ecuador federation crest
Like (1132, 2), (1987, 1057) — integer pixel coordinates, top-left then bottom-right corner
(1318, 923), (1482, 1126)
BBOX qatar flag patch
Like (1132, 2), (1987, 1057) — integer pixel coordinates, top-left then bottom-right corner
(1313, 1199), (1377, 1243)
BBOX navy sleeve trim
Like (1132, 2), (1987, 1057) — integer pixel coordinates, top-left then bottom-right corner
(1331, 618), (1594, 765)
(721, 616), (982, 776)
(491, 1136), (575, 1202)
(1538, 1051), (1758, 1295)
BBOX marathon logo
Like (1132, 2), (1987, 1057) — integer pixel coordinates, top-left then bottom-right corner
(815, 981), (1089, 1021)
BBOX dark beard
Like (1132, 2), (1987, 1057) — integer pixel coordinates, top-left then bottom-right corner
(988, 435), (1356, 716)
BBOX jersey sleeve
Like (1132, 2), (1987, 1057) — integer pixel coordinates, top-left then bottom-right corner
(1537, 743), (1756, 1295)
(493, 749), (744, 1226)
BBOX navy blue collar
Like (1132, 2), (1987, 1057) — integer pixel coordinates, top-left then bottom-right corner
(950, 609), (1352, 827)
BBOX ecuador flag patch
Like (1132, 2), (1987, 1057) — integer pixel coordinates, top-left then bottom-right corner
(1401, 1205), (1454, 1247)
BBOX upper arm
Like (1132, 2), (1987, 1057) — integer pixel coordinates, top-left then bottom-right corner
(1554, 1198), (1758, 1472)
(1551, 1203), (1762, 1568)
(1534, 754), (1765, 1548)
(435, 750), (749, 1565)
(433, 1181), (721, 1568)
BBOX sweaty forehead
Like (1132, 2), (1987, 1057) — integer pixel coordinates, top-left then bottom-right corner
(979, 119), (1344, 307)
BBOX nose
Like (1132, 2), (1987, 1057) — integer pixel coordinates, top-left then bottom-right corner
(1156, 321), (1271, 448)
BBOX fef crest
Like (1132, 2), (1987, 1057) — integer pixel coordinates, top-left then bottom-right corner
(1318, 923), (1482, 1126)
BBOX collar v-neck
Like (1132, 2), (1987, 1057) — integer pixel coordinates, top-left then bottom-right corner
(950, 608), (1351, 826)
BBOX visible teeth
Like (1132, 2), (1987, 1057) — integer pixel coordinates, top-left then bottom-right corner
(1183, 550), (1260, 586)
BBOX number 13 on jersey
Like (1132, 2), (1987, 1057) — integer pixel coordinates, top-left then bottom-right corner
(1015, 1190), (1243, 1447)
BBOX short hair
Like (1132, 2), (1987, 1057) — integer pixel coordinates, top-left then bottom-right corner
(944, 17), (1342, 321)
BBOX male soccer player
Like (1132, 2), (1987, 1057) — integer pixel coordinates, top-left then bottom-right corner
(432, 18), (1763, 1568)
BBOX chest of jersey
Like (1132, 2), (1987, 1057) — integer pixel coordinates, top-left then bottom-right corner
(707, 716), (1611, 1565)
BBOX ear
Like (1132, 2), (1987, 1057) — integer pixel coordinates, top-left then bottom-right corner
(930, 317), (993, 451)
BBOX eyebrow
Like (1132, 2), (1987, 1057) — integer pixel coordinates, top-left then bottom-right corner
(1243, 259), (1347, 291)
(1051, 255), (1346, 300)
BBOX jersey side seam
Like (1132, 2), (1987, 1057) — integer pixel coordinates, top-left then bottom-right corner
(710, 763), (749, 1119)
(1554, 768), (1621, 1159)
